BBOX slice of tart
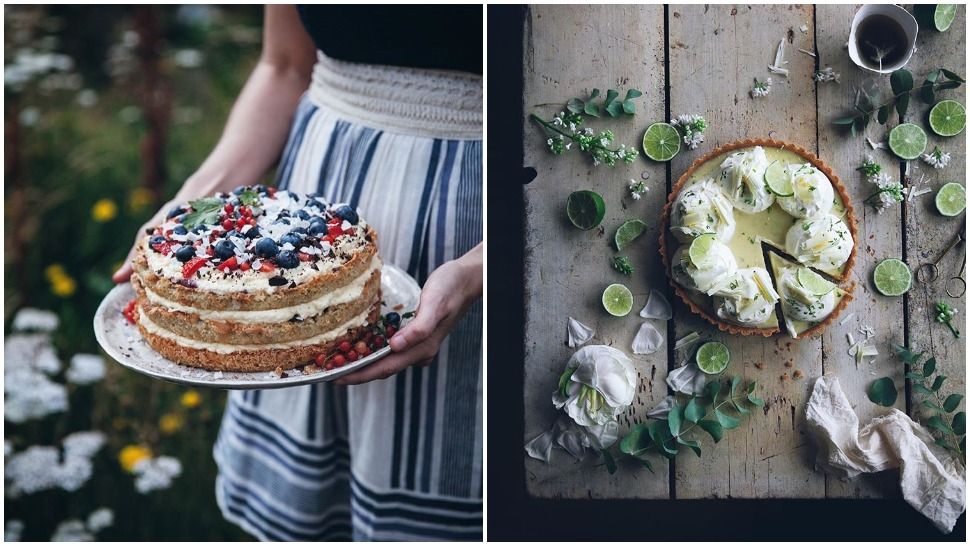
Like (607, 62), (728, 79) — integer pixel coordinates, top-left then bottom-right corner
(660, 138), (857, 337)
(768, 252), (852, 339)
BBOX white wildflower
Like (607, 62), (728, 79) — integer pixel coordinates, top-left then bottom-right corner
(751, 77), (772, 98)
(11, 308), (59, 332)
(133, 456), (183, 493)
(922, 146), (951, 169)
(5, 520), (24, 542)
(85, 508), (114, 533)
(62, 431), (106, 459)
(670, 114), (708, 150)
(5, 440), (12, 457)
(172, 48), (203, 68)
(51, 520), (93, 542)
(628, 178), (648, 200)
(813, 67), (841, 83)
(66, 354), (106, 385)
(76, 89), (98, 107)
(5, 446), (61, 495)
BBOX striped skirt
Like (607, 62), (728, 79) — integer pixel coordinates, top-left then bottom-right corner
(213, 53), (483, 541)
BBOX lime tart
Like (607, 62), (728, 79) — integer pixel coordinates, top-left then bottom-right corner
(660, 139), (857, 338)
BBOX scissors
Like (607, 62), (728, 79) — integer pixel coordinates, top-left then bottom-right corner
(946, 258), (966, 298)
(916, 222), (964, 285)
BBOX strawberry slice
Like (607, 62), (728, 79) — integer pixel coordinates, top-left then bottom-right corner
(151, 242), (172, 255)
(259, 261), (276, 273)
(122, 299), (138, 324)
(238, 261), (251, 272)
(298, 252), (311, 262)
(216, 256), (238, 271)
(182, 257), (207, 279)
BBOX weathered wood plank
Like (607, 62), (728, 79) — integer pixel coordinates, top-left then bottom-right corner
(816, 3), (903, 499)
(522, 4), (671, 499)
(902, 4), (967, 447)
(668, 4), (825, 499)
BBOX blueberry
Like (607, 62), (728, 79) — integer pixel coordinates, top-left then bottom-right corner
(243, 226), (261, 239)
(276, 250), (299, 269)
(280, 232), (303, 248)
(232, 185), (247, 195)
(277, 210), (290, 218)
(254, 184), (267, 194)
(172, 225), (187, 235)
(385, 312), (401, 328)
(149, 235), (166, 246)
(225, 229), (241, 239)
(290, 226), (308, 235)
(311, 198), (329, 210)
(167, 206), (185, 219)
(192, 225), (208, 234)
(214, 240), (236, 260)
(295, 210), (310, 220)
(273, 218), (291, 226)
(174, 246), (195, 263)
(307, 218), (327, 236)
(254, 238), (279, 258)
(333, 205), (359, 225)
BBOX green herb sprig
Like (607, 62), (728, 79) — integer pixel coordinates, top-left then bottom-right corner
(833, 68), (965, 137)
(893, 344), (965, 461)
(934, 301), (960, 338)
(567, 87), (643, 118)
(181, 197), (224, 229)
(612, 256), (634, 276)
(601, 376), (763, 474)
(530, 113), (639, 167)
(239, 189), (260, 207)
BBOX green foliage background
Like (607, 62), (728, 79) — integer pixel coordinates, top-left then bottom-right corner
(4, 5), (272, 540)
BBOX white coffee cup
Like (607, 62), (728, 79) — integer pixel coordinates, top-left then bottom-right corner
(848, 4), (919, 74)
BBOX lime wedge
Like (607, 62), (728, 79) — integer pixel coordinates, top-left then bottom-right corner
(797, 267), (836, 296)
(602, 283), (634, 317)
(929, 100), (966, 137)
(566, 190), (606, 230)
(614, 219), (648, 250)
(642, 122), (681, 162)
(888, 123), (928, 160)
(935, 182), (966, 216)
(764, 161), (794, 197)
(688, 233), (717, 265)
(696, 341), (730, 375)
(915, 5), (957, 31)
(873, 258), (912, 296)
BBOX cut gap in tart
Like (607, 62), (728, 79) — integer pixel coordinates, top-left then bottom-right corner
(767, 251), (854, 339)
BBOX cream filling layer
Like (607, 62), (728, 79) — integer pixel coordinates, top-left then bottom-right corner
(142, 257), (381, 323)
(138, 306), (371, 354)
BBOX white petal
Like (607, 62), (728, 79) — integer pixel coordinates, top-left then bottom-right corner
(524, 427), (556, 462)
(632, 323), (664, 355)
(646, 395), (676, 419)
(567, 346), (636, 409)
(666, 363), (708, 395)
(566, 317), (595, 347)
(585, 420), (619, 450)
(639, 289), (672, 320)
(556, 422), (589, 460)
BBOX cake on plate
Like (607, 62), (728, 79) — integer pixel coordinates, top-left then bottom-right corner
(128, 185), (384, 372)
(660, 139), (856, 338)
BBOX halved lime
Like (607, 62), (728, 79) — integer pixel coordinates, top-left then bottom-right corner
(916, 4), (957, 31)
(614, 219), (648, 250)
(797, 267), (836, 296)
(642, 122), (681, 162)
(929, 100), (966, 137)
(566, 190), (606, 230)
(873, 258), (912, 296)
(935, 182), (966, 216)
(888, 123), (928, 160)
(696, 341), (730, 375)
(688, 233), (717, 265)
(764, 161), (794, 197)
(602, 283), (634, 317)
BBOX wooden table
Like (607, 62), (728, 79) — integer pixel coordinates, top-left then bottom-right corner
(522, 4), (966, 499)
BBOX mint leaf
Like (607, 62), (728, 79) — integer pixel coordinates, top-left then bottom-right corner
(239, 189), (260, 207)
(182, 197), (224, 229)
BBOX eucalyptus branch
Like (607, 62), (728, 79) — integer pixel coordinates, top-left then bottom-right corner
(892, 344), (965, 462)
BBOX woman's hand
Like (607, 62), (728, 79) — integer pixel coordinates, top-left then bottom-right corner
(336, 243), (483, 385)
(111, 200), (178, 283)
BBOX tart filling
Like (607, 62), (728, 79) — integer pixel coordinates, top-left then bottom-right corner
(769, 253), (849, 338)
(784, 213), (853, 275)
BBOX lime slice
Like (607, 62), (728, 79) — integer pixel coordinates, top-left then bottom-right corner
(614, 219), (648, 250)
(764, 161), (794, 197)
(566, 190), (606, 230)
(929, 100), (966, 137)
(642, 122), (681, 162)
(797, 267), (836, 296)
(688, 233), (717, 265)
(873, 258), (912, 296)
(935, 182), (966, 216)
(915, 5), (956, 31)
(602, 283), (634, 317)
(696, 341), (730, 375)
(888, 123), (928, 160)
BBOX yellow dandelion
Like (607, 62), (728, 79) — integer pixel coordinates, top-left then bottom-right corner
(159, 413), (184, 435)
(91, 198), (118, 223)
(180, 390), (201, 409)
(119, 444), (152, 473)
(51, 275), (77, 297)
(128, 187), (154, 212)
(44, 263), (67, 281)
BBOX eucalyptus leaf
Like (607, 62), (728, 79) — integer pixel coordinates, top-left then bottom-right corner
(619, 423), (652, 456)
(697, 419), (724, 442)
(890, 69), (914, 95)
(584, 103), (601, 117)
(635, 456), (655, 473)
(730, 375), (742, 397)
(877, 105), (890, 124)
(923, 357), (937, 377)
(677, 437), (702, 457)
(589, 88), (601, 99)
(605, 89), (619, 105)
(952, 412), (966, 435)
(921, 83), (936, 104)
(605, 101), (624, 117)
(940, 69), (965, 82)
(922, 399), (946, 413)
(747, 393), (765, 407)
(892, 344), (923, 365)
(651, 422), (678, 458)
(706, 380), (721, 402)
(943, 394), (964, 413)
(715, 408), (741, 429)
(927, 414), (953, 435)
(746, 380), (758, 394)
(732, 398), (750, 415)
(904, 372), (925, 381)
(867, 377), (898, 407)
(833, 116), (857, 126)
(895, 93), (909, 120)
(684, 397), (706, 423)
(931, 375), (947, 392)
(625, 89), (643, 100)
(850, 119), (859, 138)
(913, 383), (934, 396)
(668, 402), (683, 436)
(566, 98), (585, 114)
(601, 448), (617, 474)
(936, 80), (962, 91)
(622, 99), (636, 114)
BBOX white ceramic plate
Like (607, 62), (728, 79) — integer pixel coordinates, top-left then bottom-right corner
(93, 264), (419, 389)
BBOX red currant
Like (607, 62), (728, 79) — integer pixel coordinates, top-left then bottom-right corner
(222, 219), (234, 230)
(359, 347), (372, 357)
(354, 341), (368, 354)
(332, 354), (347, 367)
(373, 335), (386, 347)
(386, 326), (397, 338)
(224, 203), (234, 214)
(338, 341), (352, 353)
(346, 350), (359, 362)
(314, 353), (327, 366)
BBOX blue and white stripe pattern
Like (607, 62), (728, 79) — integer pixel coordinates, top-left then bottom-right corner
(214, 54), (482, 542)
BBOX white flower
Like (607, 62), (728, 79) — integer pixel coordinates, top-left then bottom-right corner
(76, 89), (98, 107)
(628, 178), (648, 200)
(85, 508), (114, 533)
(5, 520), (24, 542)
(553, 345), (636, 430)
(62, 431), (106, 459)
(922, 146), (951, 169)
(172, 48), (203, 68)
(751, 77), (772, 98)
(5, 446), (60, 495)
(51, 520), (93, 542)
(133, 456), (183, 493)
(5, 333), (62, 375)
(813, 67), (840, 83)
(11, 308), (59, 332)
(670, 113), (708, 150)
(66, 354), (106, 385)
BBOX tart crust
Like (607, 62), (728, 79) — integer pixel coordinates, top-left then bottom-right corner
(659, 138), (858, 338)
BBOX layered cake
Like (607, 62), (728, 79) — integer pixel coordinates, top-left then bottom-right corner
(660, 139), (857, 338)
(128, 185), (383, 372)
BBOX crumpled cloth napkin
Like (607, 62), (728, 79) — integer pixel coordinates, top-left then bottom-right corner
(805, 375), (966, 533)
